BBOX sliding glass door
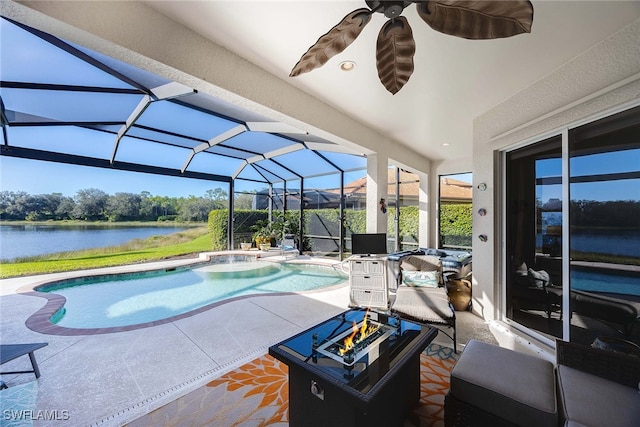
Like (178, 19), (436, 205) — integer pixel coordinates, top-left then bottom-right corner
(505, 105), (640, 347)
(506, 136), (564, 341)
(568, 110), (640, 346)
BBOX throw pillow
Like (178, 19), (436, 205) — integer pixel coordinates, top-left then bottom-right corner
(528, 268), (550, 288)
(0, 380), (38, 427)
(401, 255), (442, 274)
(403, 270), (440, 287)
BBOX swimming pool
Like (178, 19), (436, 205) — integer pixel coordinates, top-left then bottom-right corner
(35, 258), (348, 330)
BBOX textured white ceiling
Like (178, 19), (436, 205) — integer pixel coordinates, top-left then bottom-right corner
(144, 1), (640, 161)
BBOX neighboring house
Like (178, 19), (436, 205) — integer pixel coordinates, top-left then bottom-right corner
(324, 170), (472, 209)
(440, 177), (472, 205)
(252, 188), (342, 210)
(333, 172), (472, 208)
(338, 169), (421, 208)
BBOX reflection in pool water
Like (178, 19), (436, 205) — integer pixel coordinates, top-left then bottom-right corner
(571, 267), (640, 297)
(38, 260), (347, 329)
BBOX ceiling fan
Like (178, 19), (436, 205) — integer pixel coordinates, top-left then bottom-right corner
(290, 1), (534, 94)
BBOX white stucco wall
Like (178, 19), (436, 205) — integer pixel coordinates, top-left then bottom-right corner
(471, 18), (640, 322)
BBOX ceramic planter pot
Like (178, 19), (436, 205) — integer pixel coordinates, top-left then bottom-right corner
(447, 278), (472, 311)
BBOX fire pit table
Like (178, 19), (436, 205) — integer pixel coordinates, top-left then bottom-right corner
(268, 308), (437, 427)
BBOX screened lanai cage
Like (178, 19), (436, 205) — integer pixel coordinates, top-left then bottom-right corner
(0, 16), (382, 259)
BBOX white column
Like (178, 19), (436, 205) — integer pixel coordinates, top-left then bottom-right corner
(366, 153), (388, 233)
(417, 171), (430, 248)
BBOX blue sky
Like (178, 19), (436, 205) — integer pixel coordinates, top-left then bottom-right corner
(536, 150), (640, 202)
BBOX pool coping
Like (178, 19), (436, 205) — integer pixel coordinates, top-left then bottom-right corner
(15, 251), (350, 336)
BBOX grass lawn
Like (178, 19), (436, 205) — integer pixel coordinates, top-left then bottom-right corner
(0, 227), (212, 279)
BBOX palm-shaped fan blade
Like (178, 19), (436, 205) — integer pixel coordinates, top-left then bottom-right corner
(417, 0), (534, 39)
(290, 8), (372, 77)
(376, 17), (415, 95)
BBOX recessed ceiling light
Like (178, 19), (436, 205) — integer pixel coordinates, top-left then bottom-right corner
(339, 61), (356, 71)
(442, 142), (450, 147)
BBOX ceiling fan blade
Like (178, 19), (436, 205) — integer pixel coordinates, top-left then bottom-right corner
(290, 8), (372, 77)
(376, 17), (415, 95)
(417, 1), (534, 39)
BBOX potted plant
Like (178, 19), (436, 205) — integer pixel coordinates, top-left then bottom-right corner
(253, 223), (275, 251)
(270, 211), (293, 246)
(446, 277), (472, 311)
(251, 213), (294, 251)
(240, 241), (252, 251)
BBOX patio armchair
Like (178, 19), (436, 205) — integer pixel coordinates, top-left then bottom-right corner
(511, 262), (562, 319)
(389, 254), (457, 352)
(279, 234), (299, 259)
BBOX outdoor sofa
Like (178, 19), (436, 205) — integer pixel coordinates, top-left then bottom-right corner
(444, 339), (640, 427)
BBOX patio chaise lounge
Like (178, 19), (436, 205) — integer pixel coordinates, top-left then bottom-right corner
(571, 290), (640, 337)
(389, 254), (457, 352)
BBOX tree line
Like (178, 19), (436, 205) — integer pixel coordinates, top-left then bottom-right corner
(541, 199), (640, 229)
(570, 200), (640, 228)
(0, 188), (238, 222)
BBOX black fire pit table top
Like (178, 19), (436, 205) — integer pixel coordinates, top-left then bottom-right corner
(268, 308), (437, 405)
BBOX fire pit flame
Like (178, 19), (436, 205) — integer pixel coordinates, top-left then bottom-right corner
(338, 316), (380, 356)
(315, 311), (397, 366)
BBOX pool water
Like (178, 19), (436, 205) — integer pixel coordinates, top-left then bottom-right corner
(571, 267), (640, 297)
(39, 261), (347, 329)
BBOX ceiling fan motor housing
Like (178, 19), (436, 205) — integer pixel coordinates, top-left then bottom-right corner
(366, 1), (413, 18)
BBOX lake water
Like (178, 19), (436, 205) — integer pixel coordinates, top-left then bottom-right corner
(0, 224), (189, 261)
(570, 229), (640, 257)
(537, 229), (639, 257)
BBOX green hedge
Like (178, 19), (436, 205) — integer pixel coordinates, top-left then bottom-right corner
(440, 203), (472, 247)
(209, 205), (470, 251)
(388, 206), (419, 242)
(208, 209), (271, 250)
(208, 207), (422, 252)
(207, 210), (230, 251)
(208, 209), (301, 249)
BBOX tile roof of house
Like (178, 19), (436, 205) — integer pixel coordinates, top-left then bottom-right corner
(328, 170), (472, 202)
(440, 177), (473, 201)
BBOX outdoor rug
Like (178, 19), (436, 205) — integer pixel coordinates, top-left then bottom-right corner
(127, 343), (458, 427)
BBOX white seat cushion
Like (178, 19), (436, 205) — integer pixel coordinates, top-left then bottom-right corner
(391, 286), (453, 324)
